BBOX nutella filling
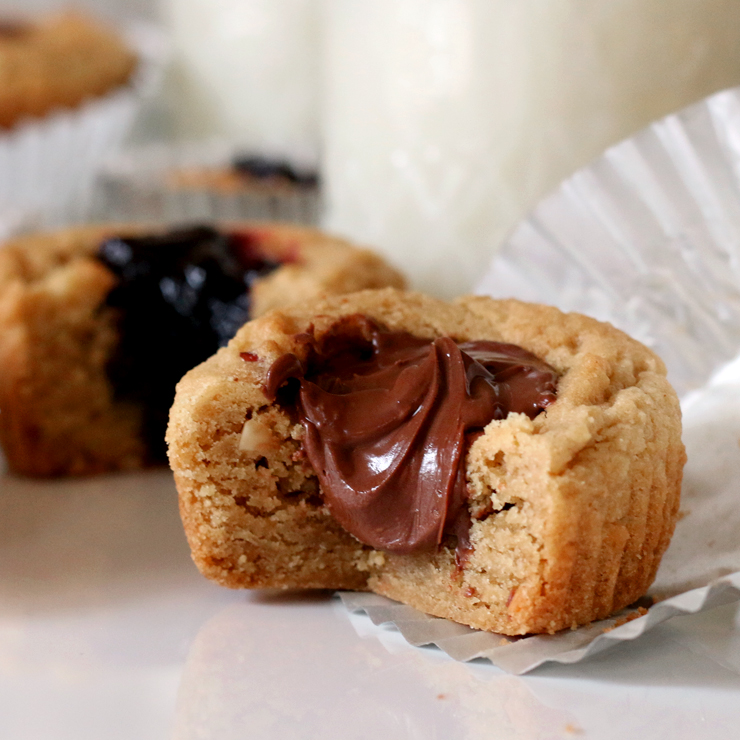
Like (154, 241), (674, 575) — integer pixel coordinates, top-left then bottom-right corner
(264, 315), (558, 555)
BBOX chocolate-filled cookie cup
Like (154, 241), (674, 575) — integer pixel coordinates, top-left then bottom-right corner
(167, 288), (685, 635)
(0, 223), (404, 477)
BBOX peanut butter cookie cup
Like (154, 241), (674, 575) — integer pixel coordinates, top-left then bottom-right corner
(168, 288), (685, 635)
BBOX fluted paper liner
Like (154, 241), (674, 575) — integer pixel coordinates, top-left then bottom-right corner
(342, 86), (740, 673)
(91, 140), (321, 226)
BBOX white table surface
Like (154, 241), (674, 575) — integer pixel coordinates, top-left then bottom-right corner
(1, 469), (740, 740)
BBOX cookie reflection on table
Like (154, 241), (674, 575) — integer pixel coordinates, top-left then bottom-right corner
(172, 594), (623, 740)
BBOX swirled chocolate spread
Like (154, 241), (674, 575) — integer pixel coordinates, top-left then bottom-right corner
(98, 225), (280, 461)
(264, 315), (558, 555)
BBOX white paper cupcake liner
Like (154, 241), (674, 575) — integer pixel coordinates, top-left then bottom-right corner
(90, 140), (322, 226)
(341, 85), (740, 674)
(342, 576), (740, 675)
(478, 85), (740, 397)
(0, 20), (167, 230)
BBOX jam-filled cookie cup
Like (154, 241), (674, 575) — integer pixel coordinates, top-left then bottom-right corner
(93, 141), (321, 227)
(0, 224), (404, 477)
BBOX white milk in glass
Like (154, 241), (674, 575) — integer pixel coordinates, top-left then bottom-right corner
(323, 0), (740, 297)
(163, 0), (320, 162)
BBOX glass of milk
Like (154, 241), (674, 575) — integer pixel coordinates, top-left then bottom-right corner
(162, 0), (320, 163)
(322, 0), (740, 297)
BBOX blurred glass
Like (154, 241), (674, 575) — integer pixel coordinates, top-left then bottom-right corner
(0, 0), (157, 22)
(162, 0), (320, 163)
(323, 0), (740, 298)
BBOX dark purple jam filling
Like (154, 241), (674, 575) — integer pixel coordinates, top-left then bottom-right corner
(97, 225), (280, 461)
(231, 155), (319, 187)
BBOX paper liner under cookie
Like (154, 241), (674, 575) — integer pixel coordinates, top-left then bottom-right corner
(89, 140), (321, 226)
(338, 85), (740, 672)
(0, 21), (166, 230)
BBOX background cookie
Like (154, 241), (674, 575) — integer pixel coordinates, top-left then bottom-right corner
(93, 143), (322, 228)
(0, 223), (404, 477)
(0, 12), (137, 129)
(168, 288), (685, 635)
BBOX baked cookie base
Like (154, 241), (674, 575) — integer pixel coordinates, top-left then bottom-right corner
(168, 289), (685, 635)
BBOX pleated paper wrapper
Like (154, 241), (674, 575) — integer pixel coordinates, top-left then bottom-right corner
(89, 140), (321, 227)
(342, 85), (740, 674)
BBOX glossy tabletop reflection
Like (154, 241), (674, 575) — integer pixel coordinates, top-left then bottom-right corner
(1, 469), (740, 740)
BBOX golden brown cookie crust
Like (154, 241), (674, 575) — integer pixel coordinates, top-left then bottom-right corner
(0, 224), (404, 477)
(167, 288), (685, 635)
(0, 12), (137, 129)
